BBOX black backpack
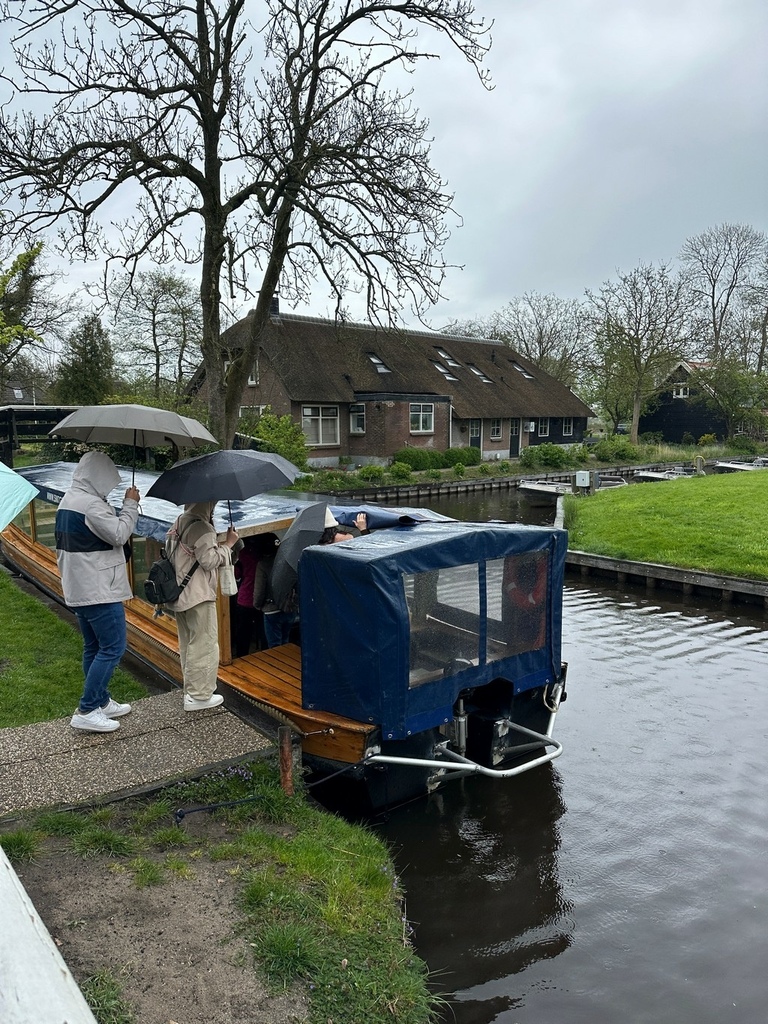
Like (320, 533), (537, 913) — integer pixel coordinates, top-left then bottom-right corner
(144, 523), (199, 612)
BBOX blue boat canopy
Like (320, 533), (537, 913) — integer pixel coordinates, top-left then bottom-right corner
(299, 521), (566, 740)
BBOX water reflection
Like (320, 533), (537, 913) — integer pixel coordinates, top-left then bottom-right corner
(377, 764), (573, 1021)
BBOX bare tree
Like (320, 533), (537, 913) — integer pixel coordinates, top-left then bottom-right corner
(680, 222), (766, 361)
(0, 0), (490, 444)
(484, 292), (588, 390)
(586, 264), (692, 444)
(108, 269), (202, 403)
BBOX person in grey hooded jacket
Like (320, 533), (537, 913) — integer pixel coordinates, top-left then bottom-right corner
(55, 451), (140, 733)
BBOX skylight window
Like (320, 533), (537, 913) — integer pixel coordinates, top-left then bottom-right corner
(436, 348), (461, 367)
(368, 353), (392, 373)
(432, 361), (458, 381)
(512, 361), (535, 379)
(467, 364), (493, 384)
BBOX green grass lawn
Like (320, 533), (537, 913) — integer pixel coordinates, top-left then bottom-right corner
(564, 471), (768, 579)
(0, 571), (147, 727)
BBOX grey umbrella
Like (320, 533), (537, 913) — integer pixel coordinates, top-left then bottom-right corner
(146, 449), (303, 519)
(50, 404), (218, 482)
(270, 502), (330, 609)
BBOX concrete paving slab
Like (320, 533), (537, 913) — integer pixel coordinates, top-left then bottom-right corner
(0, 692), (273, 818)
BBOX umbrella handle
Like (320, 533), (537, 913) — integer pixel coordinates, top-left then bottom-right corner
(132, 428), (137, 485)
(228, 499), (232, 525)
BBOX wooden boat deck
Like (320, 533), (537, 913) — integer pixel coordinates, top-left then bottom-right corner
(219, 644), (376, 764)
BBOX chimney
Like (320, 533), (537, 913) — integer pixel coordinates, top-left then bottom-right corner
(270, 295), (280, 316)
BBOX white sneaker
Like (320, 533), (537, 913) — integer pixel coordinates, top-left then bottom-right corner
(71, 708), (120, 733)
(101, 698), (132, 718)
(183, 693), (224, 712)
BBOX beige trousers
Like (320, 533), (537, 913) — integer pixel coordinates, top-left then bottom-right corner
(175, 601), (220, 701)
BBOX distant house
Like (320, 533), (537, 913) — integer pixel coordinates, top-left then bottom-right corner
(198, 308), (594, 466)
(639, 361), (727, 443)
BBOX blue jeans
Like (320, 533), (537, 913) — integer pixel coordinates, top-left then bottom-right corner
(263, 611), (298, 648)
(74, 602), (127, 713)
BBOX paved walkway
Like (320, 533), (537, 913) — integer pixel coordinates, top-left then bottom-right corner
(0, 691), (272, 818)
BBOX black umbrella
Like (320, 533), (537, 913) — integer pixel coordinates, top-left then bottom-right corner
(146, 449), (303, 515)
(270, 502), (331, 609)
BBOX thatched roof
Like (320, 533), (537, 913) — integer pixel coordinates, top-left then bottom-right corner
(220, 312), (593, 420)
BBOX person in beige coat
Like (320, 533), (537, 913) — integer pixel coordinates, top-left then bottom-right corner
(165, 501), (241, 711)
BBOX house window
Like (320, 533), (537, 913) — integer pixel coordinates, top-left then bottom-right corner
(469, 419), (481, 439)
(349, 403), (366, 434)
(562, 417), (573, 437)
(302, 405), (339, 445)
(512, 361), (535, 379)
(410, 403), (434, 434)
(538, 418), (550, 438)
(13, 388), (23, 400)
(239, 405), (268, 420)
(672, 384), (689, 399)
(510, 419), (520, 437)
(368, 353), (392, 373)
(490, 418), (502, 440)
(248, 361), (259, 386)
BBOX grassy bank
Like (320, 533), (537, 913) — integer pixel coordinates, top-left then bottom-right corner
(0, 569), (146, 727)
(564, 471), (768, 579)
(1, 762), (437, 1024)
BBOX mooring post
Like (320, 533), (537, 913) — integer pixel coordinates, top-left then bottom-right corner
(278, 726), (294, 796)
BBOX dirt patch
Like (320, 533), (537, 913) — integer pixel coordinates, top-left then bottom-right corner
(14, 811), (309, 1024)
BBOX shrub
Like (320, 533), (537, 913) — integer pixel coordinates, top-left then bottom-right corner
(519, 446), (541, 469)
(425, 468), (442, 481)
(730, 434), (759, 454)
(391, 447), (432, 470)
(638, 431), (664, 444)
(592, 437), (640, 463)
(388, 461), (412, 481)
(478, 462), (492, 475)
(452, 463), (466, 478)
(681, 431), (696, 445)
(534, 442), (571, 469)
(443, 446), (481, 467)
(698, 433), (717, 446)
(497, 460), (511, 474)
(570, 444), (592, 464)
(357, 464), (386, 482)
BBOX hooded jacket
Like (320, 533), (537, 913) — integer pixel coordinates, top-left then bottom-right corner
(165, 502), (241, 612)
(55, 451), (139, 607)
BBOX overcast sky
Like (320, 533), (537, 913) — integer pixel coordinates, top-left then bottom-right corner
(3, 0), (766, 335)
(318, 0), (768, 330)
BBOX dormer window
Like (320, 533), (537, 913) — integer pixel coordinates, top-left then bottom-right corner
(436, 348), (461, 367)
(432, 361), (458, 381)
(512, 361), (535, 379)
(368, 353), (391, 373)
(467, 364), (493, 384)
(672, 384), (689, 399)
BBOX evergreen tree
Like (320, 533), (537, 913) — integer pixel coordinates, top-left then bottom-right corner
(55, 315), (115, 404)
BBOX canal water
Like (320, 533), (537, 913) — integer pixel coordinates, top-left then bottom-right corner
(372, 488), (768, 1023)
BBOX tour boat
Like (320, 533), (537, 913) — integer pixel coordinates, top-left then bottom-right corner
(1, 462), (569, 811)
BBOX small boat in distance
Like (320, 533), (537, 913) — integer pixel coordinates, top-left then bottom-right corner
(633, 467), (694, 482)
(1, 462), (570, 812)
(517, 479), (572, 506)
(713, 457), (768, 473)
